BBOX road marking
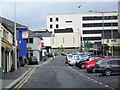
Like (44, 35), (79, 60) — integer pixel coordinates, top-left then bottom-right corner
(17, 68), (36, 89)
(68, 66), (115, 90)
(4, 68), (32, 88)
(94, 80), (98, 83)
(105, 85), (109, 87)
(99, 82), (103, 85)
(12, 58), (54, 89)
(38, 58), (53, 66)
(13, 67), (36, 89)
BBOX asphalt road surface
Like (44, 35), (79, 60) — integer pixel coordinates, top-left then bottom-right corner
(18, 56), (119, 90)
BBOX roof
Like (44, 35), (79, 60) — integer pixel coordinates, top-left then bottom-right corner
(0, 17), (28, 33)
(32, 30), (52, 37)
(28, 31), (43, 40)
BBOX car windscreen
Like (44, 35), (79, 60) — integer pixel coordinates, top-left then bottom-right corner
(67, 55), (73, 59)
(31, 57), (37, 59)
(74, 55), (79, 60)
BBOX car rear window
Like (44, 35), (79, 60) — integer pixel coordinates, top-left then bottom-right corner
(109, 60), (119, 65)
(31, 57), (37, 59)
(74, 56), (79, 59)
(67, 55), (73, 59)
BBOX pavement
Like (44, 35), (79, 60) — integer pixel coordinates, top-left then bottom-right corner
(1, 57), (53, 90)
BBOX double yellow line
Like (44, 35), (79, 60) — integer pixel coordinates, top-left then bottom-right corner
(13, 67), (36, 89)
(12, 58), (53, 89)
(38, 58), (53, 66)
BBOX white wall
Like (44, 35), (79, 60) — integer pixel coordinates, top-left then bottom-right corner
(42, 37), (51, 46)
(47, 12), (118, 48)
(46, 14), (82, 33)
(52, 33), (80, 48)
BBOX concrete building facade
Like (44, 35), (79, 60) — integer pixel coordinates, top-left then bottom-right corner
(0, 22), (14, 74)
(46, 12), (118, 50)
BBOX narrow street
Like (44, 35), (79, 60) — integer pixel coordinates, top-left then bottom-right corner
(12, 56), (115, 89)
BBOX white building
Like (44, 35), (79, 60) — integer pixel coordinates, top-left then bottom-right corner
(46, 12), (118, 49)
(118, 1), (120, 33)
(27, 31), (43, 62)
(32, 30), (52, 53)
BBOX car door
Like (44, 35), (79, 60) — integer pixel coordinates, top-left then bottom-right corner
(117, 60), (120, 73)
(109, 60), (119, 73)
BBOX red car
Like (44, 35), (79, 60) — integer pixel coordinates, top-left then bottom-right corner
(86, 58), (117, 73)
(85, 58), (105, 68)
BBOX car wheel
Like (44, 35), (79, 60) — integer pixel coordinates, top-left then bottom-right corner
(80, 64), (85, 69)
(92, 68), (95, 73)
(65, 61), (68, 64)
(104, 69), (112, 76)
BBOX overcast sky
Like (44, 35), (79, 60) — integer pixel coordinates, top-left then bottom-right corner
(0, 0), (119, 30)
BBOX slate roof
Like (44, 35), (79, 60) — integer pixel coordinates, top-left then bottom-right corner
(0, 17), (28, 33)
(32, 30), (52, 37)
(28, 30), (43, 39)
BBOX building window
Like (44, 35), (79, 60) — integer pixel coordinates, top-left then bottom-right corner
(50, 18), (53, 22)
(83, 23), (118, 27)
(54, 28), (73, 33)
(56, 24), (59, 28)
(53, 38), (54, 44)
(29, 38), (33, 43)
(56, 18), (59, 22)
(83, 37), (101, 41)
(73, 37), (75, 43)
(63, 37), (64, 43)
(65, 21), (72, 23)
(30, 52), (33, 56)
(27, 39), (28, 43)
(83, 16), (118, 21)
(83, 30), (118, 34)
(50, 25), (53, 29)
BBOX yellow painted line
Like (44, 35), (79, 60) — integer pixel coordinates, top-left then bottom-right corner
(38, 58), (53, 66)
(13, 68), (36, 89)
(14, 68), (34, 89)
(17, 68), (36, 89)
(13, 58), (53, 89)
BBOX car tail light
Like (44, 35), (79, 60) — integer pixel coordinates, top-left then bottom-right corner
(66, 58), (68, 61)
(95, 64), (100, 68)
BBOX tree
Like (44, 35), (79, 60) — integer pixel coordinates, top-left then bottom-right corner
(58, 45), (65, 52)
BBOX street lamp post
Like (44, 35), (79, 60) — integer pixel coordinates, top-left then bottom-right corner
(111, 16), (114, 56)
(77, 29), (80, 51)
(77, 5), (82, 52)
(101, 12), (105, 56)
(14, 0), (17, 70)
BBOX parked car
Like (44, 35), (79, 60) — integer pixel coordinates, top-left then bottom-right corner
(75, 55), (89, 67)
(65, 54), (73, 64)
(77, 56), (105, 69)
(85, 58), (107, 72)
(68, 54), (79, 66)
(94, 59), (120, 76)
(29, 56), (38, 65)
(85, 58), (105, 68)
(60, 52), (67, 56)
(47, 52), (54, 57)
(19, 56), (28, 67)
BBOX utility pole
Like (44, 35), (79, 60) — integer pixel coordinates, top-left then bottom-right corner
(77, 5), (82, 52)
(14, 0), (17, 70)
(101, 12), (105, 56)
